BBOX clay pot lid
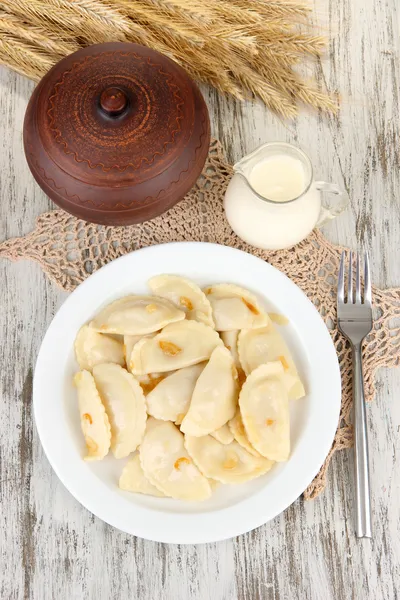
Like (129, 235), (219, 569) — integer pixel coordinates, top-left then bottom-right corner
(23, 42), (210, 225)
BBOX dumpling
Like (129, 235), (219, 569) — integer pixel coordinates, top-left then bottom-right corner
(90, 295), (185, 335)
(130, 320), (223, 374)
(220, 330), (241, 367)
(180, 346), (238, 436)
(238, 325), (305, 400)
(123, 333), (156, 374)
(228, 409), (260, 457)
(146, 363), (205, 422)
(135, 372), (167, 395)
(185, 435), (273, 484)
(239, 362), (290, 462)
(210, 423), (234, 445)
(203, 283), (270, 331)
(74, 325), (125, 371)
(269, 313), (289, 326)
(92, 363), (147, 459)
(119, 453), (166, 497)
(73, 370), (111, 461)
(220, 330), (246, 387)
(148, 274), (214, 327)
(123, 334), (143, 367)
(140, 418), (212, 501)
(124, 334), (166, 394)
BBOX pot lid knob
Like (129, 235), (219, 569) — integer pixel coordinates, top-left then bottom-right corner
(99, 87), (128, 117)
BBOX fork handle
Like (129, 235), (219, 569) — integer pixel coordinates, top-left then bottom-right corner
(353, 343), (372, 538)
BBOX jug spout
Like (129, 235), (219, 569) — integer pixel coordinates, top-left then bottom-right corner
(233, 141), (315, 204)
(233, 146), (267, 181)
(233, 141), (314, 192)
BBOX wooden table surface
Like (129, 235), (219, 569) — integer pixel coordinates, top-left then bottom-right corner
(1, 1), (399, 598)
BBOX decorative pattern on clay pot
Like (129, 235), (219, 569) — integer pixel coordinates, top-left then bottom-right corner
(23, 42), (211, 225)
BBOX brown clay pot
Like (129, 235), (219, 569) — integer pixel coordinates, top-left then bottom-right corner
(23, 42), (210, 225)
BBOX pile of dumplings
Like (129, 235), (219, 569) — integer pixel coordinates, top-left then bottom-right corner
(73, 275), (305, 502)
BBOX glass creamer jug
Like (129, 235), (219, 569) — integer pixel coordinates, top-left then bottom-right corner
(224, 142), (348, 250)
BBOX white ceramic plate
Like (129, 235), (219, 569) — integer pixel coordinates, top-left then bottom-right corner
(34, 242), (340, 544)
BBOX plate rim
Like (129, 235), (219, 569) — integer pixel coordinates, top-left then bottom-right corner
(33, 241), (341, 544)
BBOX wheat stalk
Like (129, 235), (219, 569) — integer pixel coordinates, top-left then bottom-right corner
(0, 35), (55, 80)
(0, 11), (79, 56)
(0, 0), (335, 116)
(0, 0), (131, 41)
(254, 49), (338, 111)
(136, 0), (215, 24)
(230, 0), (311, 20)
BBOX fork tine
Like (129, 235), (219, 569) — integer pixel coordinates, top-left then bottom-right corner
(338, 251), (345, 302)
(348, 250), (353, 303)
(356, 253), (362, 303)
(364, 251), (372, 305)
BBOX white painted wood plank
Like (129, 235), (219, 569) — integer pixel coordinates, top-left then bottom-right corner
(0, 0), (399, 598)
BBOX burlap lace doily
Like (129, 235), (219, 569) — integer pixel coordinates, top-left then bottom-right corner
(1, 139), (399, 499)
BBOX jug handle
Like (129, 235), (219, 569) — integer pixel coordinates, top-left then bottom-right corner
(314, 181), (349, 228)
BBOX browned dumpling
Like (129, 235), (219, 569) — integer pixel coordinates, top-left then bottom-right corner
(239, 362), (290, 462)
(228, 410), (260, 457)
(210, 424), (234, 445)
(204, 283), (270, 331)
(180, 346), (238, 436)
(148, 275), (214, 327)
(75, 325), (124, 371)
(92, 363), (147, 459)
(119, 454), (166, 497)
(146, 363), (205, 422)
(73, 370), (111, 461)
(238, 325), (305, 400)
(90, 295), (185, 335)
(140, 419), (212, 501)
(185, 434), (273, 484)
(130, 321), (223, 374)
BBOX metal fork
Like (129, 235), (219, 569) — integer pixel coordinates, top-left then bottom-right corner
(337, 251), (373, 538)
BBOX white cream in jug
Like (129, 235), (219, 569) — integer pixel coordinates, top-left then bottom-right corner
(224, 153), (321, 250)
(249, 154), (306, 202)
